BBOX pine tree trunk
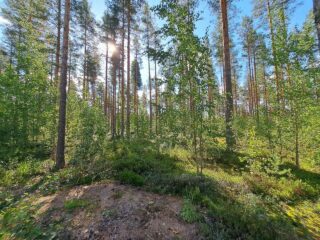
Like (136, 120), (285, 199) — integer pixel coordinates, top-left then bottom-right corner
(54, 0), (61, 82)
(155, 60), (158, 135)
(134, 56), (139, 136)
(104, 41), (109, 118)
(56, 0), (71, 170)
(83, 19), (88, 100)
(148, 37), (152, 135)
(220, 0), (235, 150)
(112, 58), (117, 139)
(126, 1), (131, 138)
(253, 51), (259, 121)
(68, 44), (72, 93)
(121, 1), (125, 137)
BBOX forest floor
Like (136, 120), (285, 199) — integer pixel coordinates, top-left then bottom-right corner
(36, 182), (200, 240)
(1, 139), (320, 239)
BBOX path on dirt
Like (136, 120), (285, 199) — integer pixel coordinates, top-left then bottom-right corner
(36, 182), (201, 240)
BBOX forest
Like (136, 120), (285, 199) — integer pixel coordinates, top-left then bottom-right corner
(0, 0), (320, 239)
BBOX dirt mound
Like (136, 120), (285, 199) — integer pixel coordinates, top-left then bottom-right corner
(36, 182), (201, 240)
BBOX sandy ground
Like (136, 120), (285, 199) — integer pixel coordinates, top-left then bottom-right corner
(36, 182), (201, 240)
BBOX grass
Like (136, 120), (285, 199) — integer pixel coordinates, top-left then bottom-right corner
(118, 170), (145, 186)
(0, 139), (319, 239)
(64, 199), (89, 212)
(180, 199), (202, 223)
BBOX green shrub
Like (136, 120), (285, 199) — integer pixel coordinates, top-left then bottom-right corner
(1, 200), (56, 239)
(0, 160), (45, 187)
(118, 170), (145, 186)
(180, 199), (201, 223)
(245, 174), (318, 201)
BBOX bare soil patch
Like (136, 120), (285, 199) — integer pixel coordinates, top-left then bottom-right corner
(36, 182), (201, 240)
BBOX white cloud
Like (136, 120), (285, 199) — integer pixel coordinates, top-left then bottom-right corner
(0, 16), (10, 25)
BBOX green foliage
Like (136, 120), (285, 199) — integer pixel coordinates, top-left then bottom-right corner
(0, 160), (46, 188)
(245, 174), (318, 202)
(180, 199), (201, 223)
(0, 199), (56, 239)
(118, 170), (145, 186)
(64, 199), (89, 212)
(68, 98), (107, 164)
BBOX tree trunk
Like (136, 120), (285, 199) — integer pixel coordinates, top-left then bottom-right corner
(83, 18), (88, 100)
(134, 55), (139, 136)
(112, 57), (117, 139)
(155, 60), (158, 135)
(220, 0), (235, 150)
(121, 1), (125, 137)
(253, 50), (259, 121)
(126, 0), (131, 138)
(54, 0), (61, 83)
(56, 0), (71, 170)
(105, 41), (109, 118)
(148, 35), (152, 135)
(68, 43), (72, 93)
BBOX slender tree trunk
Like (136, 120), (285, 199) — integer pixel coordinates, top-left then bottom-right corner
(220, 0), (235, 150)
(267, 0), (283, 158)
(155, 60), (158, 135)
(267, 0), (280, 105)
(121, 1), (125, 137)
(118, 66), (121, 136)
(92, 75), (96, 104)
(126, 1), (131, 138)
(68, 43), (72, 93)
(253, 51), (259, 121)
(56, 0), (71, 170)
(134, 56), (139, 136)
(112, 58), (117, 139)
(105, 41), (109, 118)
(54, 0), (61, 82)
(247, 45), (253, 115)
(232, 66), (238, 115)
(83, 19), (88, 100)
(148, 35), (152, 135)
(314, 0), (320, 51)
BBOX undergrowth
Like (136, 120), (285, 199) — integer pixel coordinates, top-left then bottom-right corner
(0, 139), (319, 239)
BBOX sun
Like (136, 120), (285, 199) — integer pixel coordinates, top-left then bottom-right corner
(108, 42), (117, 56)
(98, 42), (117, 57)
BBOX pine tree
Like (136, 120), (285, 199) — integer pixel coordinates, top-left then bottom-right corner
(56, 0), (71, 169)
(220, 0), (235, 150)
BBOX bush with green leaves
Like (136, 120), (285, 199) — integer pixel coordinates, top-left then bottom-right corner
(118, 170), (145, 186)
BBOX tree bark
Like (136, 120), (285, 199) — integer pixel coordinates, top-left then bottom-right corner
(148, 35), (152, 135)
(121, 0), (125, 137)
(126, 0), (131, 138)
(155, 59), (158, 135)
(54, 0), (61, 83)
(83, 16), (88, 100)
(220, 0), (235, 150)
(104, 41), (109, 118)
(56, 0), (71, 170)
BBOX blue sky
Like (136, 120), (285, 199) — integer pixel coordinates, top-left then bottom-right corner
(88, 0), (313, 86)
(90, 0), (313, 36)
(0, 0), (314, 86)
